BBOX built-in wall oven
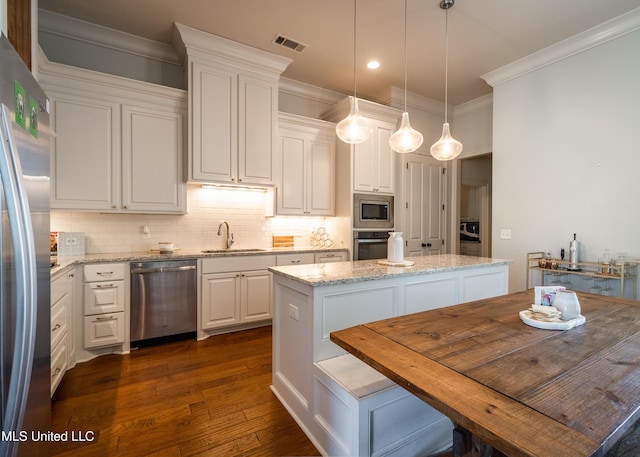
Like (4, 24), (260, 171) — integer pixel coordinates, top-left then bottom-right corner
(353, 193), (394, 229)
(353, 231), (389, 261)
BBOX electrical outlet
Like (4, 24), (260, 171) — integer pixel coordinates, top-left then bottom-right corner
(142, 225), (150, 239)
(500, 229), (512, 240)
(288, 304), (299, 321)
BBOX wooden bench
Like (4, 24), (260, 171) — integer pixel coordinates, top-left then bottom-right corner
(314, 354), (453, 457)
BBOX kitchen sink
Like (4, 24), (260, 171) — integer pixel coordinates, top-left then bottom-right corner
(201, 248), (266, 253)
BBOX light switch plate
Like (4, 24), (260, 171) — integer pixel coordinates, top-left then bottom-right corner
(500, 229), (512, 240)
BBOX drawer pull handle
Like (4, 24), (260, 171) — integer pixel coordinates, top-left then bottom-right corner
(97, 271), (114, 276)
(291, 260), (301, 264)
(52, 367), (61, 378)
(96, 283), (114, 288)
(95, 315), (114, 321)
(52, 323), (61, 331)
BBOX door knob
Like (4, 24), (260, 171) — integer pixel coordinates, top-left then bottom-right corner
(422, 243), (432, 247)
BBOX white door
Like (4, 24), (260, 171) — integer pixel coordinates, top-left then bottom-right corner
(403, 154), (445, 257)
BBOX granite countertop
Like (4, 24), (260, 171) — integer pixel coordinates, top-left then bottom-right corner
(268, 254), (512, 287)
(50, 246), (348, 277)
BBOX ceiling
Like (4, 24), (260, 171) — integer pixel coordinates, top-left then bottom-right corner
(38, 0), (640, 106)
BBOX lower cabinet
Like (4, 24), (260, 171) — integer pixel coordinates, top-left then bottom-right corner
(50, 270), (73, 396)
(200, 255), (276, 333)
(82, 263), (126, 349)
(201, 270), (272, 329)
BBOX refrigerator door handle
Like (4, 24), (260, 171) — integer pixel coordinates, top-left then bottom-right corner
(0, 103), (38, 454)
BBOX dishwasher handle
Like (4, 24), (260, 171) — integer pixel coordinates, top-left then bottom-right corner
(131, 265), (196, 274)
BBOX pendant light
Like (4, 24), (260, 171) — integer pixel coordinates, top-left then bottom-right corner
(430, 0), (463, 161)
(336, 0), (372, 144)
(389, 0), (423, 153)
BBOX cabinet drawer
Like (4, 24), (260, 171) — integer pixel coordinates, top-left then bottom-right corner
(83, 263), (125, 282)
(200, 255), (276, 274)
(84, 281), (125, 315)
(50, 295), (69, 350)
(83, 312), (125, 349)
(51, 273), (69, 306)
(276, 253), (315, 266)
(314, 252), (348, 263)
(50, 338), (68, 396)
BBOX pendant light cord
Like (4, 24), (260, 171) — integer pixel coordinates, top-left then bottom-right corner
(403, 0), (408, 112)
(353, 0), (358, 99)
(444, 7), (449, 122)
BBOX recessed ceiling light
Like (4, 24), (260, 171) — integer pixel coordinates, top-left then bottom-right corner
(367, 60), (380, 70)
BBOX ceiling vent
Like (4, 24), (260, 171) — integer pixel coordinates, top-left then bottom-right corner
(272, 34), (307, 53)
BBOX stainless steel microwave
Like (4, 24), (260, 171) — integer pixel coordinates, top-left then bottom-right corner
(353, 193), (394, 229)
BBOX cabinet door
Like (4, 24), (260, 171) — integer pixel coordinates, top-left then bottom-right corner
(49, 93), (119, 210)
(238, 74), (276, 185)
(277, 134), (306, 214)
(122, 104), (186, 213)
(201, 273), (240, 329)
(353, 120), (395, 195)
(240, 270), (272, 322)
(307, 137), (335, 215)
(190, 61), (237, 183)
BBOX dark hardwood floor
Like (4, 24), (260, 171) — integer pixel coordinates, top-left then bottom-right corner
(50, 326), (320, 457)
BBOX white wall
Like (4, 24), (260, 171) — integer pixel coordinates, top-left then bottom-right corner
(491, 29), (640, 293)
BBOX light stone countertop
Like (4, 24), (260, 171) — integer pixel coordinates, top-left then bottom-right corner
(269, 254), (512, 287)
(50, 246), (348, 278)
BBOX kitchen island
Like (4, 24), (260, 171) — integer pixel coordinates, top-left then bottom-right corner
(269, 254), (511, 457)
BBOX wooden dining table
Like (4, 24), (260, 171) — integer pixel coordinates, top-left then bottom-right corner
(330, 289), (640, 457)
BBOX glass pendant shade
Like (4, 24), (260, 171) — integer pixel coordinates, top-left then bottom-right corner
(336, 96), (372, 144)
(430, 122), (463, 161)
(389, 112), (423, 153)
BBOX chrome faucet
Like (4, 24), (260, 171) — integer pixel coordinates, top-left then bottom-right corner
(217, 221), (234, 249)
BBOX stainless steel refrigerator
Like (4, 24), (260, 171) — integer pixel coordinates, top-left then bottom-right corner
(0, 34), (51, 457)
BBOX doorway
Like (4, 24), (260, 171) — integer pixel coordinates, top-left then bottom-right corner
(458, 154), (492, 257)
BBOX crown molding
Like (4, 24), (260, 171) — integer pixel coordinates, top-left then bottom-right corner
(278, 77), (344, 105)
(452, 93), (493, 117)
(173, 22), (292, 77)
(38, 9), (180, 65)
(482, 7), (640, 87)
(37, 45), (186, 106)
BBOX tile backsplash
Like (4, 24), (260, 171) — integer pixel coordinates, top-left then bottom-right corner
(51, 185), (328, 255)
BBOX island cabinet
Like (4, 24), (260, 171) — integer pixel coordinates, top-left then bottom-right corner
(276, 113), (336, 216)
(38, 52), (187, 214)
(270, 255), (510, 457)
(174, 23), (292, 186)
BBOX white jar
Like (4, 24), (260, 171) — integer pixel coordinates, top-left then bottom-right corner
(388, 232), (404, 263)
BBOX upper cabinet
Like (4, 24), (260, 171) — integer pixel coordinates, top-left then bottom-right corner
(276, 113), (336, 216)
(173, 23), (292, 186)
(323, 98), (401, 195)
(38, 52), (187, 214)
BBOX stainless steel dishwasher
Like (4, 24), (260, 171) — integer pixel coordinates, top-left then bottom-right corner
(130, 259), (197, 347)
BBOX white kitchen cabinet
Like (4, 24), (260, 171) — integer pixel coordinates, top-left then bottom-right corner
(50, 269), (73, 396)
(353, 118), (396, 194)
(82, 263), (126, 349)
(276, 113), (335, 216)
(121, 104), (185, 213)
(175, 23), (291, 186)
(39, 54), (187, 213)
(199, 255), (276, 334)
(324, 98), (400, 196)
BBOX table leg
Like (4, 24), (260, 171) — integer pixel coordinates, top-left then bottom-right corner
(453, 426), (507, 457)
